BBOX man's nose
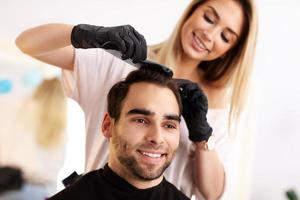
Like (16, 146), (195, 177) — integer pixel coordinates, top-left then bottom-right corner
(145, 125), (164, 146)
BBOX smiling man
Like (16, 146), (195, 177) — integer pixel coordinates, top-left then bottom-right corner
(48, 65), (190, 200)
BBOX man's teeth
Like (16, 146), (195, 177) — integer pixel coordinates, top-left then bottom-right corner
(141, 152), (162, 158)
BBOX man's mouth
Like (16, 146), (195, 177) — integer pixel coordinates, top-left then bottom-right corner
(137, 150), (167, 158)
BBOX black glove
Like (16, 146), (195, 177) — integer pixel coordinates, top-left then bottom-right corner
(71, 24), (147, 63)
(174, 79), (213, 142)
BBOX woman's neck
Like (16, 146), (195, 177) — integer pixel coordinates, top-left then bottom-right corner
(173, 55), (204, 83)
(173, 54), (229, 109)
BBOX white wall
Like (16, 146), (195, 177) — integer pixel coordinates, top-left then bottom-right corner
(1, 0), (189, 45)
(250, 1), (300, 199)
(1, 1), (300, 199)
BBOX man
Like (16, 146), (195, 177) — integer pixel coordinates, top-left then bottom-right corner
(48, 65), (190, 200)
(17, 23), (213, 199)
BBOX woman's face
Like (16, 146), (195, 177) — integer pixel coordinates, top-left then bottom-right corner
(181, 0), (245, 63)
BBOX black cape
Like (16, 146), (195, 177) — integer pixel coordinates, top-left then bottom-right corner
(49, 164), (190, 200)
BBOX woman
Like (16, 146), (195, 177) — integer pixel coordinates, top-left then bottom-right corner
(149, 1), (257, 199)
(15, 0), (257, 199)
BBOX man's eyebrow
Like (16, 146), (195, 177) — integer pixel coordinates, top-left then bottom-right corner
(126, 108), (181, 122)
(127, 108), (154, 116)
(164, 115), (181, 123)
(207, 5), (239, 39)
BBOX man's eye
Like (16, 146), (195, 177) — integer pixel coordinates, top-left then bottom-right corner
(135, 118), (147, 124)
(204, 14), (214, 24)
(164, 124), (177, 129)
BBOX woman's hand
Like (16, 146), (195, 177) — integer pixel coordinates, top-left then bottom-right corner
(174, 79), (213, 142)
(71, 24), (147, 63)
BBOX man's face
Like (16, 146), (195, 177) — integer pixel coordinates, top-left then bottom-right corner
(104, 82), (180, 183)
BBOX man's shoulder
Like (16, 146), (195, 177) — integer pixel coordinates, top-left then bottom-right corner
(163, 180), (190, 200)
(48, 170), (102, 200)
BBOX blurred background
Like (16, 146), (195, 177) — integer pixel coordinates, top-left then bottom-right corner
(0, 0), (300, 199)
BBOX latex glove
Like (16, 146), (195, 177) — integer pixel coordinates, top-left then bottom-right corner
(174, 79), (213, 142)
(71, 24), (147, 63)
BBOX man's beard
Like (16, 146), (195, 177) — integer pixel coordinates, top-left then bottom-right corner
(118, 152), (171, 181)
(112, 132), (175, 181)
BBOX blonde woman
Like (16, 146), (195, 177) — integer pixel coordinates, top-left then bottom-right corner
(149, 0), (257, 199)
(15, 0), (257, 199)
(0, 77), (67, 200)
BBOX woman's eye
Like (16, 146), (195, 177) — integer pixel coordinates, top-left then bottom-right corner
(204, 14), (214, 24)
(221, 33), (229, 43)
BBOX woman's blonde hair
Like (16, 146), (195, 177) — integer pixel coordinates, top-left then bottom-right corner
(31, 77), (67, 148)
(149, 0), (258, 131)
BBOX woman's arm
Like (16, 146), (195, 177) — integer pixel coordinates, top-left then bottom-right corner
(194, 86), (229, 199)
(16, 23), (147, 71)
(15, 23), (75, 70)
(175, 79), (226, 199)
(194, 145), (225, 200)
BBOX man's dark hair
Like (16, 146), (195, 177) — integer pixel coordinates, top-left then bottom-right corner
(107, 66), (182, 121)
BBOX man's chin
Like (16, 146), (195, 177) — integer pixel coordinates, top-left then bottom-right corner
(133, 169), (163, 181)
(133, 161), (171, 181)
(118, 154), (172, 181)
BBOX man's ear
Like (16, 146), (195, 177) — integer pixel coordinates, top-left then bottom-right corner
(102, 113), (113, 138)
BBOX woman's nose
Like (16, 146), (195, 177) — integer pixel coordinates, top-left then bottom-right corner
(202, 27), (219, 43)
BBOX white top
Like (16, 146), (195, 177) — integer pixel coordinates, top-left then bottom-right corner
(0, 65), (66, 195)
(61, 48), (232, 199)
